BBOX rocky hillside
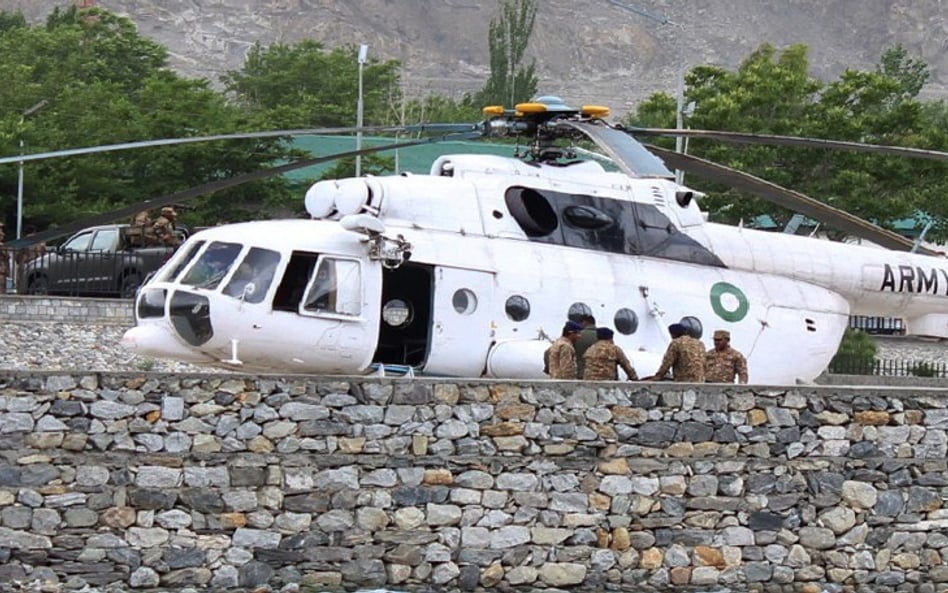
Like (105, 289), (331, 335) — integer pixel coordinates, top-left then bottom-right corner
(4, 0), (947, 114)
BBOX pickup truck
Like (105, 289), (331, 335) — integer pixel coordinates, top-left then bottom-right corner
(18, 223), (188, 298)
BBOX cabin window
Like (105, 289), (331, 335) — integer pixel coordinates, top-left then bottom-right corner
(180, 241), (242, 290)
(452, 289), (477, 315)
(679, 316), (703, 339)
(222, 247), (281, 304)
(614, 308), (639, 335)
(505, 295), (530, 321)
(568, 302), (593, 324)
(383, 298), (413, 327)
(303, 257), (361, 316)
(161, 240), (204, 282)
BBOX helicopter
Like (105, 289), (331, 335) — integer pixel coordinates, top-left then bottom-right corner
(7, 96), (948, 384)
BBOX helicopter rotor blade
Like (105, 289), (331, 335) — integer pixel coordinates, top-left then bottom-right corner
(631, 128), (948, 162)
(11, 130), (483, 248)
(0, 122), (482, 166)
(647, 144), (939, 255)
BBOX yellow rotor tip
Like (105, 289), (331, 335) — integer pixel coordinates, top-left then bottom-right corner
(515, 102), (548, 114)
(581, 105), (610, 118)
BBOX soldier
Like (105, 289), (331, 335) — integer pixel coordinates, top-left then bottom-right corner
(152, 206), (180, 247)
(583, 327), (638, 381)
(705, 329), (749, 384)
(644, 323), (706, 382)
(545, 320), (583, 379)
(126, 210), (154, 247)
(574, 314), (598, 378)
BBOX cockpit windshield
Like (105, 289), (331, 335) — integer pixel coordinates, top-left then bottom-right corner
(222, 247), (281, 303)
(180, 241), (242, 289)
(160, 240), (204, 282)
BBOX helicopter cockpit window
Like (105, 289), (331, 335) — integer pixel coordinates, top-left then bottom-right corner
(160, 240), (204, 282)
(303, 258), (361, 316)
(222, 247), (281, 304)
(180, 241), (242, 290)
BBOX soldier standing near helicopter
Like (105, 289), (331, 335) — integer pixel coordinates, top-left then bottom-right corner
(644, 323), (706, 382)
(582, 327), (638, 381)
(705, 330), (749, 384)
(546, 321), (583, 379)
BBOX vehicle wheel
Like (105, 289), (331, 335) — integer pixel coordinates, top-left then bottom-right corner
(120, 272), (143, 299)
(27, 275), (49, 295)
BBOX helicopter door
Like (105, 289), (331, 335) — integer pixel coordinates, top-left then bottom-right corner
(374, 263), (433, 369)
(266, 252), (381, 373)
(423, 267), (495, 376)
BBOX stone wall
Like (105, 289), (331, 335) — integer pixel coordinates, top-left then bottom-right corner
(1, 372), (948, 592)
(0, 296), (132, 326)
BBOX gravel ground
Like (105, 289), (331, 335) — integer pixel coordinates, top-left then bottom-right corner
(0, 321), (217, 374)
(0, 321), (945, 377)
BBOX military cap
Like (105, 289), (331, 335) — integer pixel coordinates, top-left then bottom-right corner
(713, 330), (730, 340)
(668, 323), (687, 336)
(563, 320), (583, 333)
(596, 327), (614, 340)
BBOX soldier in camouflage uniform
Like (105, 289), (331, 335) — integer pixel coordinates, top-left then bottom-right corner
(705, 329), (749, 384)
(582, 327), (638, 381)
(152, 206), (180, 247)
(545, 321), (583, 379)
(644, 323), (706, 382)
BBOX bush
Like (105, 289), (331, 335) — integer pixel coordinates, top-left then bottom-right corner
(908, 361), (938, 377)
(828, 329), (877, 375)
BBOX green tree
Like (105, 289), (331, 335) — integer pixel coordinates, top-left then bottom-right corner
(474, 0), (538, 106)
(625, 43), (948, 240)
(223, 41), (403, 128)
(0, 7), (299, 231)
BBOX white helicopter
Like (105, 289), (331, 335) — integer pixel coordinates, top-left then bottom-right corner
(10, 97), (948, 384)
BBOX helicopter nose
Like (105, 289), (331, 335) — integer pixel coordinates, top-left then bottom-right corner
(122, 325), (213, 363)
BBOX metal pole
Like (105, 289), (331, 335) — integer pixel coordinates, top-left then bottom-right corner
(674, 73), (685, 186)
(356, 44), (368, 177)
(16, 139), (24, 240)
(16, 99), (49, 240)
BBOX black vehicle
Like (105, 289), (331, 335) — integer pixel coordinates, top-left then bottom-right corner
(19, 224), (188, 298)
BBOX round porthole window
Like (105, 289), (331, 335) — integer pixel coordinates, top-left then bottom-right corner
(505, 295), (530, 322)
(614, 308), (639, 335)
(382, 299), (412, 327)
(679, 316), (703, 339)
(568, 302), (593, 324)
(452, 289), (477, 315)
